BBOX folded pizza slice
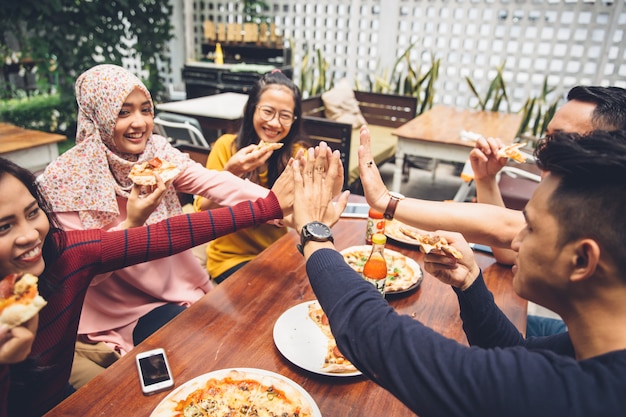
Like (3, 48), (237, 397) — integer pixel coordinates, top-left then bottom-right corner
(399, 227), (463, 259)
(497, 142), (528, 163)
(129, 157), (181, 186)
(255, 140), (285, 151)
(0, 273), (47, 328)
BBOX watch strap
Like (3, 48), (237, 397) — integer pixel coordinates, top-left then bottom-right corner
(384, 194), (402, 220)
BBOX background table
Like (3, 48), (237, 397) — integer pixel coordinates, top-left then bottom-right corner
(156, 92), (249, 139)
(390, 105), (523, 192)
(0, 122), (66, 173)
(46, 216), (526, 416)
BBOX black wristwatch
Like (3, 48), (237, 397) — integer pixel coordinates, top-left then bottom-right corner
(296, 221), (334, 255)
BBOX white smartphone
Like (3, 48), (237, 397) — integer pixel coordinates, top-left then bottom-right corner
(341, 202), (370, 218)
(135, 348), (174, 395)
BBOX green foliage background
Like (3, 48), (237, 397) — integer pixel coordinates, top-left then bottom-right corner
(0, 0), (174, 141)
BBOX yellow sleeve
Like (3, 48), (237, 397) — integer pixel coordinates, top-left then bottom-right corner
(193, 134), (237, 211)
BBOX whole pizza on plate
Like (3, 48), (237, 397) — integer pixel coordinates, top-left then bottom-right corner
(150, 368), (320, 417)
(340, 245), (422, 293)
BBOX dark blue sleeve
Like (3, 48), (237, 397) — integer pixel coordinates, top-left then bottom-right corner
(305, 249), (621, 417)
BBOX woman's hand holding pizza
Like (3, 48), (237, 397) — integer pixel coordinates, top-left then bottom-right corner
(0, 315), (38, 364)
(125, 173), (170, 228)
(224, 143), (276, 177)
(358, 125), (392, 211)
(421, 231), (481, 291)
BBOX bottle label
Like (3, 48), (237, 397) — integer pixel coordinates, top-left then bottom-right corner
(365, 218), (385, 244)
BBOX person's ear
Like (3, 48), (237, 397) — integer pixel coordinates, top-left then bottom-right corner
(570, 238), (600, 283)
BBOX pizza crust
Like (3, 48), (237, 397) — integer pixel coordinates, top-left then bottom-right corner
(255, 140), (285, 151)
(307, 301), (358, 373)
(0, 273), (47, 328)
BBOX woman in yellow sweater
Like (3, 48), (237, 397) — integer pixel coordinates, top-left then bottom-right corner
(195, 70), (307, 282)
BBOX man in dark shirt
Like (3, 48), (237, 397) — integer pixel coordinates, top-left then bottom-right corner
(291, 129), (626, 416)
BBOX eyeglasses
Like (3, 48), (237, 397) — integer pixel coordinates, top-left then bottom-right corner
(256, 105), (297, 126)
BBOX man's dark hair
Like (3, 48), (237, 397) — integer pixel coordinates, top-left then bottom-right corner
(535, 130), (626, 273)
(567, 86), (626, 131)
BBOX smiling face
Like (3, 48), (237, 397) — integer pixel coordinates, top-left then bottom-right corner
(112, 88), (154, 155)
(510, 174), (574, 309)
(0, 174), (50, 277)
(252, 85), (296, 144)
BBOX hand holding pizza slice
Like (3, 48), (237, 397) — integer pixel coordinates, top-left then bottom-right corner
(255, 140), (285, 152)
(128, 157), (181, 186)
(0, 273), (47, 329)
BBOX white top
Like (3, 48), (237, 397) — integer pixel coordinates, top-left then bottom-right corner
(156, 92), (249, 120)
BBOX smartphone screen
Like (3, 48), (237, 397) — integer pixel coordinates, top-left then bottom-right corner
(136, 349), (174, 395)
(341, 203), (370, 218)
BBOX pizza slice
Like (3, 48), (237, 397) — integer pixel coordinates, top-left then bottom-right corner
(399, 227), (463, 259)
(497, 142), (527, 163)
(308, 301), (358, 373)
(128, 157), (181, 186)
(255, 140), (285, 151)
(0, 273), (47, 328)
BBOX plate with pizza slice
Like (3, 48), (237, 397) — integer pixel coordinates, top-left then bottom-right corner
(273, 301), (362, 377)
(150, 367), (321, 417)
(340, 245), (423, 294)
(384, 220), (426, 247)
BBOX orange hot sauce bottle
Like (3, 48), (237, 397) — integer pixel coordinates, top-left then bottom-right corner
(362, 233), (388, 296)
(365, 207), (385, 244)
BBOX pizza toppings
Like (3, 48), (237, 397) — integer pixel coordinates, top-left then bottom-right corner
(497, 142), (527, 163)
(0, 273), (47, 328)
(128, 157), (181, 186)
(172, 369), (313, 417)
(341, 247), (419, 292)
(308, 301), (358, 374)
(399, 227), (463, 259)
(255, 140), (284, 151)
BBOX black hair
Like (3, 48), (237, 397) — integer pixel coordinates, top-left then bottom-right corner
(235, 70), (306, 187)
(0, 157), (66, 296)
(567, 86), (626, 131)
(534, 130), (626, 274)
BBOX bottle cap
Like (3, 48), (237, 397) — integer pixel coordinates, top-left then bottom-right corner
(371, 233), (387, 245)
(368, 207), (384, 219)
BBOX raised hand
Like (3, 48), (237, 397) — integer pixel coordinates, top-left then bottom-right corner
(358, 125), (390, 210)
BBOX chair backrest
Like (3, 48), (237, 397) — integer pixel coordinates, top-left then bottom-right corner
(154, 112), (210, 148)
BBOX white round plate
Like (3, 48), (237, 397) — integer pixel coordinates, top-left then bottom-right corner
(150, 367), (322, 417)
(384, 220), (423, 246)
(340, 245), (423, 294)
(273, 301), (362, 377)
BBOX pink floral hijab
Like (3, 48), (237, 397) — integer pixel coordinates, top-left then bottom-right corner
(38, 64), (192, 229)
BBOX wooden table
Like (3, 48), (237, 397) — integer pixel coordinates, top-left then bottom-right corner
(0, 122), (66, 173)
(46, 217), (526, 416)
(155, 92), (249, 138)
(390, 105), (523, 192)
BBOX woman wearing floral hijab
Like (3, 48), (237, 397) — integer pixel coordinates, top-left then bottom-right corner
(37, 64), (269, 386)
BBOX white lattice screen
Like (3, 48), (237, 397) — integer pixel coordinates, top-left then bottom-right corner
(187, 0), (626, 111)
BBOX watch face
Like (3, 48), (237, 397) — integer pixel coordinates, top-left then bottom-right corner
(307, 221), (332, 238)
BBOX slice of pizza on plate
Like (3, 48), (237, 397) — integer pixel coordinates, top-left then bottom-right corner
(307, 301), (358, 373)
(0, 273), (47, 328)
(129, 157), (181, 186)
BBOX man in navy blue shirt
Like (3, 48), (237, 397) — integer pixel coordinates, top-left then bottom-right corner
(291, 129), (626, 416)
